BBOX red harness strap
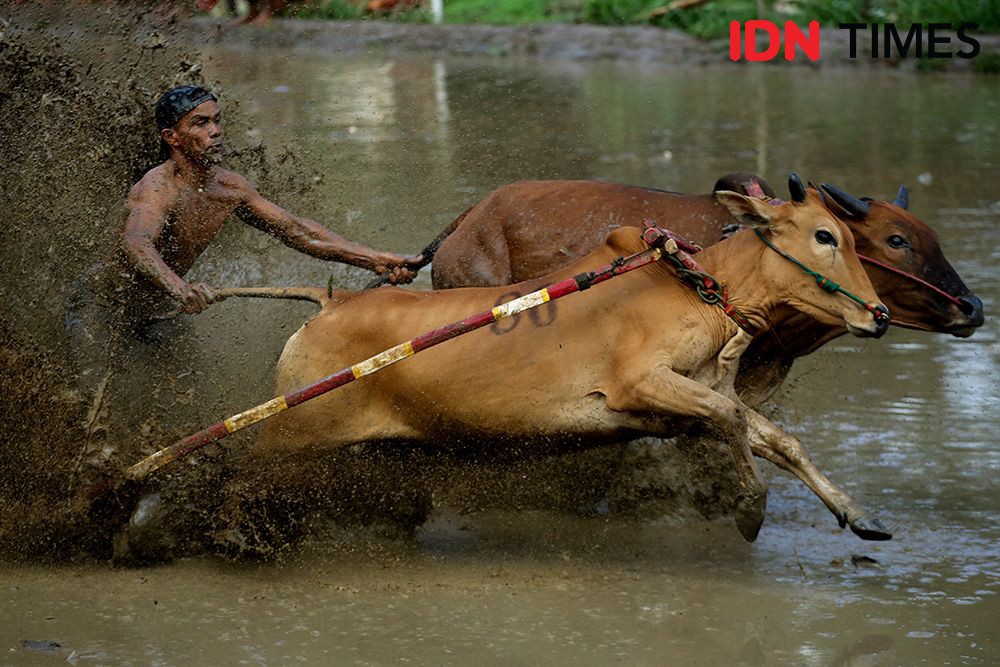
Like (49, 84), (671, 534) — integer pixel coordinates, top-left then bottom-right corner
(642, 221), (757, 335)
(856, 254), (966, 310)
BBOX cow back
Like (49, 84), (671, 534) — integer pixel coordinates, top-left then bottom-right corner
(432, 180), (733, 289)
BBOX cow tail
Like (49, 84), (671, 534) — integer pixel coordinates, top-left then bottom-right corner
(363, 202), (477, 290)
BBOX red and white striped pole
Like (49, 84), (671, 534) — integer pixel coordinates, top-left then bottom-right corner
(122, 233), (678, 484)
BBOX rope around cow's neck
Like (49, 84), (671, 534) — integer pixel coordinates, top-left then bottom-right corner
(753, 227), (890, 323)
(640, 221), (756, 335)
(662, 255), (757, 334)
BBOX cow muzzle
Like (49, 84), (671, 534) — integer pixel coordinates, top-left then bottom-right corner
(847, 303), (890, 338)
(955, 295), (985, 331)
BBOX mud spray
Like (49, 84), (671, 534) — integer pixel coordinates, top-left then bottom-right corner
(0, 4), (740, 564)
(0, 3), (337, 561)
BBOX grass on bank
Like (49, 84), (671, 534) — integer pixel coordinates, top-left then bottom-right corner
(277, 0), (1000, 40)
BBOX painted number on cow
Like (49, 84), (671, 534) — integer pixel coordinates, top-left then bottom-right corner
(490, 290), (557, 335)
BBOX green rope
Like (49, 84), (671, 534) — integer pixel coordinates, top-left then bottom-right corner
(753, 228), (886, 317)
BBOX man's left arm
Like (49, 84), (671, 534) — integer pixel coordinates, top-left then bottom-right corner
(232, 176), (422, 283)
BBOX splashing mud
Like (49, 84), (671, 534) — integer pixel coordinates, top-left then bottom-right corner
(1, 4), (723, 563)
(0, 4), (629, 563)
(0, 5), (335, 561)
(0, 12), (866, 570)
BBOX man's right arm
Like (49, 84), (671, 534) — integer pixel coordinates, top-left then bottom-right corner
(122, 180), (216, 314)
(228, 174), (423, 284)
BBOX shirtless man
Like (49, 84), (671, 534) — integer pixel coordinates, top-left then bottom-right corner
(65, 85), (420, 471)
(127, 84), (420, 316)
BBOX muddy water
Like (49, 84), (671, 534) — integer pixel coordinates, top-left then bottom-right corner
(4, 44), (1000, 663)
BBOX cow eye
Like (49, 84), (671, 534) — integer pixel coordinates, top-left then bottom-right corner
(887, 234), (910, 249)
(815, 229), (837, 247)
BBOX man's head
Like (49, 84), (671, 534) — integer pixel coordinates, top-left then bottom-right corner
(155, 85), (223, 165)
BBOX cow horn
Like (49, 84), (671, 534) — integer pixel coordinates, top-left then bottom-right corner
(809, 180), (828, 207)
(820, 182), (871, 218)
(788, 173), (806, 203)
(893, 186), (909, 210)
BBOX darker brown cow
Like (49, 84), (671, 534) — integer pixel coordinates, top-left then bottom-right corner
(432, 179), (734, 289)
(245, 189), (888, 544)
(432, 178), (982, 340)
(737, 182), (983, 406)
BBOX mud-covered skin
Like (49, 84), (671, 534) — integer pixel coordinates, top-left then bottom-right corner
(0, 13), (209, 561)
(0, 8), (387, 561)
(0, 5), (439, 560)
(118, 97), (422, 317)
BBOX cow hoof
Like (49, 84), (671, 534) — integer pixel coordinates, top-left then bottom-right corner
(112, 491), (178, 564)
(734, 491), (768, 543)
(849, 516), (893, 541)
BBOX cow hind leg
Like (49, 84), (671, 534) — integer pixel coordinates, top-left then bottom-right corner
(745, 411), (891, 541)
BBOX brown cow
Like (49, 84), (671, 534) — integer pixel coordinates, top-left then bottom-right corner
(427, 175), (982, 538)
(738, 181), (982, 405)
(430, 175), (983, 398)
(244, 189), (887, 545)
(433, 179), (736, 290)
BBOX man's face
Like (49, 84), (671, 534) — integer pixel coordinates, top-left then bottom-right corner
(162, 100), (224, 165)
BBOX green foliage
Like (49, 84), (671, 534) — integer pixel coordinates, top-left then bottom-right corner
(444, 0), (575, 24)
(296, 0), (364, 20)
(792, 0), (1000, 31)
(792, 0), (881, 25)
(886, 0), (1000, 32)
(580, 0), (654, 26)
(292, 0), (1000, 40)
(393, 7), (433, 22)
(651, 0), (764, 40)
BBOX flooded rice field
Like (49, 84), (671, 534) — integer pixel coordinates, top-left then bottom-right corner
(2, 23), (999, 665)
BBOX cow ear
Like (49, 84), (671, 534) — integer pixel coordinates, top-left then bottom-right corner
(714, 190), (774, 227)
(806, 181), (827, 205)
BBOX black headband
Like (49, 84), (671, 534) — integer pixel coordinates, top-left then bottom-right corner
(155, 85), (217, 130)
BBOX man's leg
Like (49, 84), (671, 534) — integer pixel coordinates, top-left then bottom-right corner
(65, 271), (121, 486)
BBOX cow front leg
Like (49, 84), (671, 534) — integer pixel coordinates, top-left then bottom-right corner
(605, 364), (768, 541)
(744, 410), (891, 541)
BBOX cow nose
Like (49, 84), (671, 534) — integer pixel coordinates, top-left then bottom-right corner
(872, 303), (890, 339)
(957, 295), (984, 327)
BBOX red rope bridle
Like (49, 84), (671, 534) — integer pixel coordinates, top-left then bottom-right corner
(856, 254), (966, 310)
(734, 180), (965, 314)
(641, 222), (757, 334)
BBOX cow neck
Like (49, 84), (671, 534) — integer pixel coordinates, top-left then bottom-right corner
(677, 228), (777, 336)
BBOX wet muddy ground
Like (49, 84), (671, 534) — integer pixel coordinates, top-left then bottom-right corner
(1, 9), (998, 665)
